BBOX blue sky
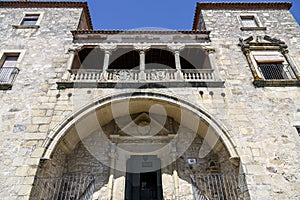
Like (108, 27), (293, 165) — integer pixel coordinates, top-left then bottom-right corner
(87, 0), (300, 30)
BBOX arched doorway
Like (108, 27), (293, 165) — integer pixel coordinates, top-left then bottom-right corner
(30, 92), (248, 200)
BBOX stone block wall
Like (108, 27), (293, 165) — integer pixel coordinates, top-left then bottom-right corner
(196, 8), (300, 200)
(0, 7), (83, 199)
(0, 3), (299, 200)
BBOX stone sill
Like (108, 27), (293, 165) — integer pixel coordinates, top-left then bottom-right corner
(253, 79), (300, 87)
(12, 24), (40, 29)
(57, 81), (225, 89)
(240, 27), (267, 31)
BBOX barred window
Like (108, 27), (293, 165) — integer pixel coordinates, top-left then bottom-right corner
(253, 53), (297, 80)
(258, 63), (290, 80)
(0, 54), (20, 89)
(240, 35), (300, 86)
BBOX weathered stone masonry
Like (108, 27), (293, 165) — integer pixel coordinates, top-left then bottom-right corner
(0, 1), (299, 200)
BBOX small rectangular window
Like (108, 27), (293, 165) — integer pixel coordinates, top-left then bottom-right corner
(21, 14), (40, 25)
(241, 16), (258, 27)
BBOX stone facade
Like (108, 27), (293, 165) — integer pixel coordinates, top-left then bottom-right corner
(195, 4), (300, 199)
(0, 1), (299, 200)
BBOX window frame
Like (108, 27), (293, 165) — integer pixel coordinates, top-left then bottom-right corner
(12, 12), (44, 29)
(0, 50), (25, 90)
(249, 51), (297, 80)
(240, 35), (300, 87)
(21, 13), (40, 26)
(239, 14), (266, 31)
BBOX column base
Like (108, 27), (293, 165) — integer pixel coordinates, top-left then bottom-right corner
(139, 71), (146, 81)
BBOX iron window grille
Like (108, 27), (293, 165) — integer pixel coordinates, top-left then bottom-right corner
(240, 35), (300, 86)
(258, 63), (295, 80)
(0, 55), (20, 90)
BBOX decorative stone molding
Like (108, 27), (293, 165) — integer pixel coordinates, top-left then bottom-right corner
(240, 35), (300, 86)
(133, 44), (151, 51)
(99, 44), (117, 52)
(167, 44), (185, 52)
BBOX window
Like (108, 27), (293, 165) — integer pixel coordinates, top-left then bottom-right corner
(241, 16), (258, 27)
(252, 52), (296, 80)
(239, 14), (266, 31)
(21, 14), (40, 25)
(0, 53), (21, 89)
(240, 35), (300, 87)
(12, 12), (44, 29)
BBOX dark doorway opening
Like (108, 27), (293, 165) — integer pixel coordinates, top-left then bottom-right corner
(140, 171), (158, 200)
(125, 156), (163, 200)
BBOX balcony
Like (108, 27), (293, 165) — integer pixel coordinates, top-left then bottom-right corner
(0, 67), (20, 90)
(57, 46), (224, 89)
(58, 68), (222, 89)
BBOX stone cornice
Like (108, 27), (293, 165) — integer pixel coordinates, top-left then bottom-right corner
(71, 30), (211, 35)
(71, 30), (210, 35)
(0, 1), (93, 29)
(192, 2), (292, 30)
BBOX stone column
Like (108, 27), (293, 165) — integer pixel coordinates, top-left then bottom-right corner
(100, 44), (117, 80)
(281, 48), (300, 80)
(139, 50), (146, 80)
(167, 44), (185, 80)
(62, 48), (76, 81)
(102, 50), (112, 80)
(134, 45), (150, 81)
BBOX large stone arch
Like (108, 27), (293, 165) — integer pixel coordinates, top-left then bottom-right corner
(32, 92), (243, 199)
(42, 92), (239, 162)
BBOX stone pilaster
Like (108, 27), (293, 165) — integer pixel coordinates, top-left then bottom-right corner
(205, 47), (222, 81)
(61, 48), (76, 81)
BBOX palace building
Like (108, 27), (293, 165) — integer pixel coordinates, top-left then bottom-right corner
(0, 1), (299, 199)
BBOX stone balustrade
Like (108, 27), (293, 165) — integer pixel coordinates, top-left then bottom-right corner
(57, 68), (223, 88)
(68, 69), (215, 82)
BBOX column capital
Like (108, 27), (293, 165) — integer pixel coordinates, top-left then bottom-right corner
(167, 44), (185, 53)
(133, 44), (151, 51)
(100, 44), (117, 52)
